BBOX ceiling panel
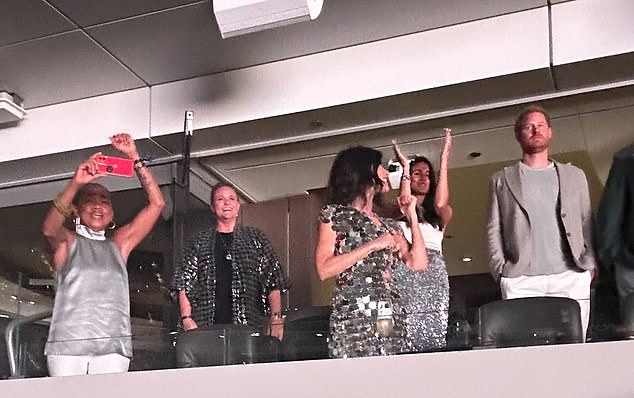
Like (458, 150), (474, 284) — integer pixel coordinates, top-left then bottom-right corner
(553, 53), (634, 91)
(0, 31), (146, 108)
(154, 69), (555, 159)
(48, 0), (201, 27)
(86, 2), (222, 84)
(84, 0), (546, 86)
(0, 0), (73, 46)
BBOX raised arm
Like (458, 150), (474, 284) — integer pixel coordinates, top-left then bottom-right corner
(315, 221), (397, 281)
(42, 153), (104, 270)
(111, 133), (165, 261)
(393, 140), (429, 271)
(435, 128), (453, 228)
(392, 139), (411, 197)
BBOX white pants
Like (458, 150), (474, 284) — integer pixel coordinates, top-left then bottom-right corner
(47, 353), (130, 377)
(500, 270), (591, 340)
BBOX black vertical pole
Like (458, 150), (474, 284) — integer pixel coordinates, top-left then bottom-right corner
(170, 111), (194, 310)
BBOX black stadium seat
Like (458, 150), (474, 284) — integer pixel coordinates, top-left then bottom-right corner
(478, 297), (583, 348)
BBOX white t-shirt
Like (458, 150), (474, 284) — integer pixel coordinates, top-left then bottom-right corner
(398, 221), (444, 253)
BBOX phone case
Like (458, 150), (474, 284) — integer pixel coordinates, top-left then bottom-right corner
(97, 155), (134, 177)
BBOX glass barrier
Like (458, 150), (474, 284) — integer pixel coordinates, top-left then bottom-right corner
(2, 301), (634, 379)
(1, 183), (633, 380)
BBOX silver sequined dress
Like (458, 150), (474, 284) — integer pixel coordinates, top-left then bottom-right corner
(320, 204), (410, 358)
(392, 222), (449, 351)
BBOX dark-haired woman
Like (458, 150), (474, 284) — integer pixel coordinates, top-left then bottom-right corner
(42, 134), (165, 376)
(315, 146), (427, 358)
(393, 129), (453, 351)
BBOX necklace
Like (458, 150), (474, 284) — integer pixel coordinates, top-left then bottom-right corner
(217, 232), (234, 261)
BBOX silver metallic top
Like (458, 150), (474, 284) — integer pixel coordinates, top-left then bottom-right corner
(46, 236), (132, 358)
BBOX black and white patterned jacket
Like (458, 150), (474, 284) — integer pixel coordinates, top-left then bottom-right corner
(170, 225), (289, 330)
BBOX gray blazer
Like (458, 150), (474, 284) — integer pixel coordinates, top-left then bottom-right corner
(487, 161), (597, 280)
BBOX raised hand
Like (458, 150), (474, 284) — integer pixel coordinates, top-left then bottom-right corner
(73, 152), (104, 185)
(392, 139), (410, 174)
(397, 193), (418, 222)
(441, 128), (452, 161)
(111, 133), (139, 160)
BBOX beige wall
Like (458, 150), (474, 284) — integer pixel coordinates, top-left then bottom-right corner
(242, 194), (332, 308)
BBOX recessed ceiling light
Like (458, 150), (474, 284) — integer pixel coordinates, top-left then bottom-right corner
(462, 256), (472, 262)
(468, 151), (481, 159)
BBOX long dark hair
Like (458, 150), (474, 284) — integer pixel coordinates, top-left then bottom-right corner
(326, 146), (384, 206)
(410, 156), (442, 229)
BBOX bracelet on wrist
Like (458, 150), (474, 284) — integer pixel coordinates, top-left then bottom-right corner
(181, 315), (192, 321)
(401, 174), (411, 181)
(133, 158), (148, 171)
(53, 194), (74, 218)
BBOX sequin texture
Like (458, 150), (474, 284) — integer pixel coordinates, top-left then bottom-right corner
(320, 204), (410, 358)
(170, 226), (290, 330)
(392, 249), (449, 351)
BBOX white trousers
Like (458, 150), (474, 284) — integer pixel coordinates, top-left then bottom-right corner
(500, 270), (591, 340)
(47, 353), (130, 377)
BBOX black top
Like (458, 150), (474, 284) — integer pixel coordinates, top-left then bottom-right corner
(214, 232), (234, 324)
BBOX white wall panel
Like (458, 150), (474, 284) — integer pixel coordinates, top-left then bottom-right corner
(151, 8), (550, 136)
(3, 341), (634, 397)
(0, 88), (150, 162)
(552, 0), (634, 65)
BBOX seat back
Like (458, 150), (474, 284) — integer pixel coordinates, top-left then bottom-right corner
(282, 306), (330, 360)
(622, 293), (634, 338)
(478, 297), (583, 348)
(175, 324), (263, 368)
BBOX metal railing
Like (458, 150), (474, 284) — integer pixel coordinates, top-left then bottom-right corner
(4, 311), (52, 378)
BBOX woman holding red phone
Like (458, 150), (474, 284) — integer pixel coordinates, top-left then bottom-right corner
(42, 133), (165, 376)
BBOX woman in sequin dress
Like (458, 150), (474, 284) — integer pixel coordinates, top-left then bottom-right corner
(315, 146), (428, 359)
(392, 129), (453, 351)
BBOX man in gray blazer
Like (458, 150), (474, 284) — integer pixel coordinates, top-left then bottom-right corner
(487, 105), (597, 339)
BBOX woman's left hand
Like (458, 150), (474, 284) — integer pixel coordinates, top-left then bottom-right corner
(397, 193), (418, 220)
(111, 133), (139, 159)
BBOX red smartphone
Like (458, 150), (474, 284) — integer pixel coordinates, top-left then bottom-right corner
(97, 155), (134, 177)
